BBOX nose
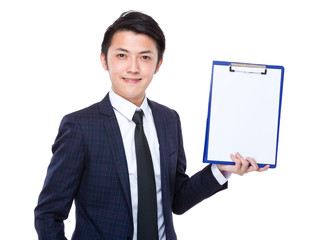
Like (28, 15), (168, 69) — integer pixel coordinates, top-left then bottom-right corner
(127, 57), (140, 74)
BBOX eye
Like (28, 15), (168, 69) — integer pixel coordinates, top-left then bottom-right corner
(117, 53), (126, 58)
(141, 56), (150, 60)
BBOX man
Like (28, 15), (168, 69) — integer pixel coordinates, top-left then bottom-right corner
(34, 11), (269, 240)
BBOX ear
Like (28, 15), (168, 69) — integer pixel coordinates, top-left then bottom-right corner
(154, 58), (163, 74)
(100, 53), (108, 71)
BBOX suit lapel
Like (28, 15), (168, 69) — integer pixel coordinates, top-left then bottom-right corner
(99, 94), (132, 219)
(148, 100), (170, 217)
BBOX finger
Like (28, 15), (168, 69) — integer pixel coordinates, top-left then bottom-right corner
(235, 152), (244, 161)
(258, 165), (270, 172)
(230, 154), (241, 174)
(230, 153), (241, 166)
(230, 153), (237, 161)
(236, 152), (249, 175)
(235, 152), (248, 168)
(246, 157), (259, 173)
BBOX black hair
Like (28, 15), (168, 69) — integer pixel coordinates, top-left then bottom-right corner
(101, 11), (165, 65)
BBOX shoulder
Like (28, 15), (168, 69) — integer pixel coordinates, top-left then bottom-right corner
(61, 94), (112, 124)
(147, 99), (182, 129)
(62, 102), (100, 123)
(147, 99), (179, 118)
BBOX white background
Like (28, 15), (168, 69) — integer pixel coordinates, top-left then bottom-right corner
(1, 0), (317, 239)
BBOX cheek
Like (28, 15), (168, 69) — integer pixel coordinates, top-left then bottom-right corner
(108, 65), (123, 80)
(143, 64), (158, 77)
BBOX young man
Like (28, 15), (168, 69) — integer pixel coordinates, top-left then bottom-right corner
(35, 11), (269, 240)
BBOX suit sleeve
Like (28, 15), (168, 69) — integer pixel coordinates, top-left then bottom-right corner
(34, 115), (85, 240)
(172, 112), (228, 215)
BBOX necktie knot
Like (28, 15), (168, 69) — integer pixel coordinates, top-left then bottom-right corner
(133, 110), (143, 125)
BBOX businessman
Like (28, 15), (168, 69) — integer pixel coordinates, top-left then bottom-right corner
(34, 11), (269, 240)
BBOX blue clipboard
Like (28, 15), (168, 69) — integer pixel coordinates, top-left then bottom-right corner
(203, 61), (284, 168)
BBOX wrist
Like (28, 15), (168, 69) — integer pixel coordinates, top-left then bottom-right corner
(217, 164), (225, 173)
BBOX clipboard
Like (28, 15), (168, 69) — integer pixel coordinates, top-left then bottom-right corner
(203, 61), (284, 168)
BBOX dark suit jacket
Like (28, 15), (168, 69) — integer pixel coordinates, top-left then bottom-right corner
(34, 93), (227, 240)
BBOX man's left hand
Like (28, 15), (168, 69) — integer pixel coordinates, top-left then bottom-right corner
(217, 152), (270, 176)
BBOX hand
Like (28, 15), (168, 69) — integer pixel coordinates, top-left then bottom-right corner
(217, 152), (270, 176)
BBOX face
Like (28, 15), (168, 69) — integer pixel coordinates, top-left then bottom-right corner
(100, 31), (163, 106)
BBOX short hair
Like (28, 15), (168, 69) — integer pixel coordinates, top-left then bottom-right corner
(101, 11), (166, 65)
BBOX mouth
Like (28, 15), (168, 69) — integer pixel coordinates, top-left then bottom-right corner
(122, 77), (142, 84)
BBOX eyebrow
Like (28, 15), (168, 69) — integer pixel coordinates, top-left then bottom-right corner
(115, 48), (154, 55)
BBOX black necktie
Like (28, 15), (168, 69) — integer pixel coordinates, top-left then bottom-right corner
(132, 110), (158, 240)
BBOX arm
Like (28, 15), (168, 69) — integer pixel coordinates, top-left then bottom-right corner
(170, 113), (269, 215)
(34, 116), (85, 240)
(171, 112), (227, 215)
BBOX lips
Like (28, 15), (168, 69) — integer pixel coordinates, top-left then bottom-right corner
(122, 77), (142, 83)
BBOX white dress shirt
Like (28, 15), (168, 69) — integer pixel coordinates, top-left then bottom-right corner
(109, 89), (230, 240)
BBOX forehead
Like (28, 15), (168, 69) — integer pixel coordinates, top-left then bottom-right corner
(109, 31), (158, 53)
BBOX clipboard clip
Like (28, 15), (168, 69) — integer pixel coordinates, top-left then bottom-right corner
(230, 63), (267, 75)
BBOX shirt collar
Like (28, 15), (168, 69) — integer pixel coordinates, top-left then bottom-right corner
(109, 89), (151, 121)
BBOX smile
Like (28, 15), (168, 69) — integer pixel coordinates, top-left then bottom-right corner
(122, 77), (142, 83)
